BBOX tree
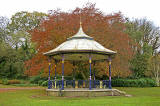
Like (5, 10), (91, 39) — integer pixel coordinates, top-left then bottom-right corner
(126, 18), (160, 78)
(0, 42), (23, 78)
(8, 11), (48, 48)
(148, 53), (160, 86)
(130, 42), (152, 78)
(0, 16), (9, 42)
(0, 12), (47, 79)
(125, 18), (160, 55)
(25, 3), (133, 78)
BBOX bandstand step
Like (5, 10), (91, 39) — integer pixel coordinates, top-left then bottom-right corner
(46, 88), (126, 97)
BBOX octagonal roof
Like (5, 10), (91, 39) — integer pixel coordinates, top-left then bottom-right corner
(44, 23), (116, 61)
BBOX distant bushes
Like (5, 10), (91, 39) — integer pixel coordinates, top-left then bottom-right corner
(29, 75), (47, 84)
(38, 80), (44, 86)
(0, 80), (2, 84)
(38, 78), (157, 87)
(29, 75), (49, 86)
(0, 79), (39, 87)
(8, 80), (21, 84)
(41, 81), (48, 86)
(12, 84), (38, 87)
(0, 75), (48, 86)
(2, 79), (9, 85)
(1, 79), (25, 85)
(0, 77), (156, 87)
(112, 78), (156, 87)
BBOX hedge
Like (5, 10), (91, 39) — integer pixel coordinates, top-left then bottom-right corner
(1, 79), (21, 85)
(8, 80), (21, 84)
(41, 81), (48, 86)
(29, 75), (47, 84)
(111, 78), (156, 87)
(12, 84), (38, 87)
(0, 80), (2, 84)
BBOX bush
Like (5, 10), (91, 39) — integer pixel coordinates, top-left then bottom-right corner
(41, 81), (48, 86)
(2, 79), (8, 85)
(1, 79), (29, 85)
(8, 80), (21, 84)
(12, 84), (38, 87)
(145, 78), (157, 87)
(38, 80), (44, 86)
(20, 80), (29, 84)
(29, 75), (41, 84)
(112, 78), (156, 87)
(0, 80), (2, 84)
(29, 75), (47, 84)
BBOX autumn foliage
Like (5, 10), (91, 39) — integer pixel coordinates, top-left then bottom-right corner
(25, 3), (134, 78)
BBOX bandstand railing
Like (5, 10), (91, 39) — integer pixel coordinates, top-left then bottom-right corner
(50, 80), (109, 89)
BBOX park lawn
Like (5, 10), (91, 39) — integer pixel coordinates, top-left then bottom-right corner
(0, 84), (19, 88)
(0, 84), (45, 88)
(0, 87), (160, 106)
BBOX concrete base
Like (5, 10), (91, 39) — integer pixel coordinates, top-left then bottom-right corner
(46, 88), (126, 97)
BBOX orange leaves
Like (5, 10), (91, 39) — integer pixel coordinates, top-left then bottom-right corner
(25, 3), (134, 78)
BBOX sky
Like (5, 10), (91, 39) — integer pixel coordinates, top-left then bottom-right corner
(0, 0), (160, 27)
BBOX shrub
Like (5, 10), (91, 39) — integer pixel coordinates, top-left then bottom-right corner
(38, 80), (44, 86)
(20, 80), (29, 84)
(112, 78), (156, 87)
(12, 84), (38, 87)
(8, 80), (21, 84)
(145, 78), (156, 87)
(0, 80), (2, 84)
(2, 79), (8, 85)
(41, 81), (48, 86)
(29, 75), (47, 84)
(29, 75), (41, 84)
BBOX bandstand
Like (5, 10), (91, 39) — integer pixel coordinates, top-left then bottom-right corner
(44, 22), (125, 97)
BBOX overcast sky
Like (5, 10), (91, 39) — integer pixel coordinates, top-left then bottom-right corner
(0, 0), (160, 27)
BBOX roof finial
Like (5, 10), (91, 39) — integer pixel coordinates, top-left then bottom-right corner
(80, 14), (82, 27)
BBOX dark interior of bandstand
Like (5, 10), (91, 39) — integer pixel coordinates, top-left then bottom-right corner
(48, 54), (112, 90)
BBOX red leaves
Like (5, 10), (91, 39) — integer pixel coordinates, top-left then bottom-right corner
(25, 4), (133, 77)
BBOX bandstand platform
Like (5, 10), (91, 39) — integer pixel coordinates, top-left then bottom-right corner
(46, 80), (126, 97)
(46, 88), (126, 97)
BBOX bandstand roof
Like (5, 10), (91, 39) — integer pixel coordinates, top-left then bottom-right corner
(44, 23), (116, 61)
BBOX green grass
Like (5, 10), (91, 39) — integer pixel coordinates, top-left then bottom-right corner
(0, 84), (43, 88)
(11, 83), (39, 87)
(0, 87), (160, 106)
(0, 84), (20, 88)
